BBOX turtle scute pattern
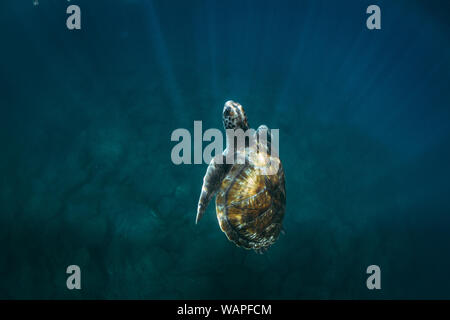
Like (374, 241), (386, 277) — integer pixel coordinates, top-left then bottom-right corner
(215, 146), (286, 251)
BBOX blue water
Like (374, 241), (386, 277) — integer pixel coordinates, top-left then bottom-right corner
(0, 0), (450, 299)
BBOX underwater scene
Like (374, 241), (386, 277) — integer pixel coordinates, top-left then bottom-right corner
(1, 0), (450, 299)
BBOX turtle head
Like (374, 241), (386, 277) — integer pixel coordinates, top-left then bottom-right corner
(223, 100), (249, 130)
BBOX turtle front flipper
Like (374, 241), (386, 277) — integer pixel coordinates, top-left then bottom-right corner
(196, 154), (230, 224)
(256, 125), (272, 151)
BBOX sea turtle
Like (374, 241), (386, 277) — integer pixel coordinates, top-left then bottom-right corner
(196, 100), (286, 252)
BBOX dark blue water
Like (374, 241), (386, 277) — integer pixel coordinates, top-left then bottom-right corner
(1, 0), (450, 299)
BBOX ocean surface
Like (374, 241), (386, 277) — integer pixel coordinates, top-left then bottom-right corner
(1, 0), (450, 299)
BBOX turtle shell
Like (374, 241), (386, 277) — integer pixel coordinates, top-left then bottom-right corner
(215, 148), (286, 250)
